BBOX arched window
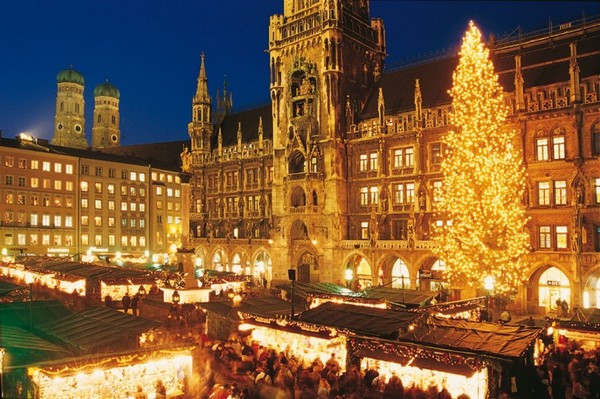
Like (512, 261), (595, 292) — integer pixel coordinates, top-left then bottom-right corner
(75, 103), (80, 114)
(391, 259), (410, 289)
(538, 266), (570, 313)
(593, 121), (600, 156)
(290, 186), (306, 207)
(289, 150), (305, 174)
(97, 115), (102, 123)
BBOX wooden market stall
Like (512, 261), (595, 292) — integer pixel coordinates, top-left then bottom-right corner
(0, 300), (191, 399)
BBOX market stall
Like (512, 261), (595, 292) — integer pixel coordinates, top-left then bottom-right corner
(0, 300), (190, 399)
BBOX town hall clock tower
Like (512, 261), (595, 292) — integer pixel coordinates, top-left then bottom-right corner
(268, 0), (385, 283)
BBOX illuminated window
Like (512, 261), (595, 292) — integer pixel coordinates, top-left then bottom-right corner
(108, 217), (115, 227)
(538, 182), (550, 205)
(30, 214), (38, 226)
(54, 163), (62, 173)
(107, 184), (115, 195)
(130, 187), (136, 196)
(95, 235), (102, 246)
(30, 234), (38, 245)
(54, 180), (62, 190)
(553, 136), (565, 160)
(42, 214), (50, 226)
(139, 172), (146, 182)
(31, 177), (38, 188)
(554, 180), (567, 205)
(406, 183), (415, 203)
(539, 226), (551, 249)
(595, 178), (600, 204)
(432, 180), (443, 202)
(369, 152), (378, 170)
(139, 203), (146, 212)
(167, 188), (173, 197)
(130, 219), (136, 228)
(359, 187), (368, 206)
(65, 197), (73, 208)
(31, 160), (39, 170)
(65, 216), (73, 227)
(139, 236), (146, 247)
(4, 157), (14, 167)
(361, 221), (369, 239)
(157, 200), (163, 210)
(54, 215), (62, 227)
(65, 164), (73, 174)
(536, 138), (549, 161)
(94, 216), (102, 227)
(139, 219), (145, 228)
(431, 143), (443, 164)
(81, 181), (89, 192)
(18, 159), (27, 169)
(140, 188), (146, 197)
(121, 218), (127, 227)
(95, 182), (102, 193)
(556, 226), (568, 249)
(130, 171), (137, 181)
(130, 202), (137, 212)
(42, 235), (50, 246)
(156, 186), (163, 196)
(17, 234), (25, 245)
(42, 161), (50, 171)
(121, 236), (128, 246)
(43, 179), (50, 189)
(65, 181), (73, 191)
(81, 198), (88, 209)
(121, 202), (127, 211)
(108, 200), (115, 210)
(359, 154), (368, 171)
(81, 234), (89, 246)
(53, 235), (61, 246)
(81, 216), (89, 226)
(369, 186), (378, 204)
(65, 235), (72, 246)
(108, 235), (116, 246)
(53, 196), (62, 207)
(130, 236), (137, 247)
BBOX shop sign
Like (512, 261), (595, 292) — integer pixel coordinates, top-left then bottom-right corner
(546, 280), (561, 286)
(420, 270), (433, 279)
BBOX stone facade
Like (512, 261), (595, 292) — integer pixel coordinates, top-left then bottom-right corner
(186, 0), (600, 315)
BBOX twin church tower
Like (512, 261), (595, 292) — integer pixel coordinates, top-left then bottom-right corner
(51, 67), (121, 150)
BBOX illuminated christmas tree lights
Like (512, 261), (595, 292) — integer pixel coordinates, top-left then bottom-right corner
(434, 21), (530, 296)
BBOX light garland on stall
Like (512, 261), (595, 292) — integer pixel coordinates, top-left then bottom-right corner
(433, 21), (530, 296)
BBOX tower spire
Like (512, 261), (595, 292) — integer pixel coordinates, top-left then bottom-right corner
(195, 52), (210, 103)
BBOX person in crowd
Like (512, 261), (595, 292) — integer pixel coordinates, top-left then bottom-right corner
(317, 377), (331, 399)
(154, 379), (166, 399)
(131, 293), (140, 316)
(383, 373), (404, 399)
(500, 309), (511, 324)
(122, 292), (131, 314)
(104, 294), (113, 308)
(133, 385), (148, 399)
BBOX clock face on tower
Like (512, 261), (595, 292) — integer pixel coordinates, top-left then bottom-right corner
(74, 124), (82, 135)
(111, 134), (118, 143)
(57, 123), (64, 131)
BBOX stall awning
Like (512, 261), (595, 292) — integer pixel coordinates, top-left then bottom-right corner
(38, 306), (161, 353)
(297, 301), (421, 338)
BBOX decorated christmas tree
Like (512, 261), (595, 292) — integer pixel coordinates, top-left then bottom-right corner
(434, 21), (530, 296)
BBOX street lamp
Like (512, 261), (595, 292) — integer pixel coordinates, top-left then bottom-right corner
(345, 268), (354, 289)
(172, 290), (181, 304)
(483, 275), (495, 322)
(288, 269), (296, 319)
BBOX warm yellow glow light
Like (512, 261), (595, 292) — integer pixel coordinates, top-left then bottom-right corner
(434, 21), (530, 296)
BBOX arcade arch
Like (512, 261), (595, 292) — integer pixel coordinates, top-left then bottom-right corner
(344, 254), (373, 289)
(253, 249), (273, 287)
(529, 266), (572, 314)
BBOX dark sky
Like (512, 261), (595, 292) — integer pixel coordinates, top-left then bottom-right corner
(1, 1), (598, 145)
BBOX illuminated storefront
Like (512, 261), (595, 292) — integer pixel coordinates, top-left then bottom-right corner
(30, 349), (192, 399)
(353, 338), (488, 399)
(538, 266), (571, 314)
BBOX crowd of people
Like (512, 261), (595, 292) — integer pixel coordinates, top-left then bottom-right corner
(191, 333), (476, 399)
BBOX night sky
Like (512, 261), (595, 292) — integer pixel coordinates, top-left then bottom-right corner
(1, 1), (598, 145)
